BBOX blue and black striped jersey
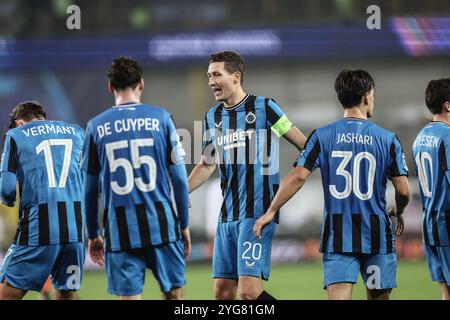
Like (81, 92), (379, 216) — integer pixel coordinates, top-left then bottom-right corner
(296, 118), (408, 254)
(82, 103), (187, 252)
(0, 120), (85, 246)
(412, 121), (450, 246)
(202, 94), (294, 223)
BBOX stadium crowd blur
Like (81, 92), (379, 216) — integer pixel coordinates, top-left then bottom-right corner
(0, 0), (449, 264)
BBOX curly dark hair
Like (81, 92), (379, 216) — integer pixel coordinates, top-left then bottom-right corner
(107, 56), (143, 91)
(335, 69), (375, 108)
(9, 101), (47, 129)
(425, 78), (450, 115)
(208, 51), (245, 84)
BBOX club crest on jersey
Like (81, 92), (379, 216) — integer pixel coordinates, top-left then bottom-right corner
(245, 112), (256, 124)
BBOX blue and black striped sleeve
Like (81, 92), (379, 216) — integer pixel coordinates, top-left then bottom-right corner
(265, 98), (294, 138)
(294, 129), (320, 172)
(388, 135), (408, 179)
(0, 134), (17, 207)
(80, 122), (101, 239)
(166, 114), (189, 229)
(202, 112), (216, 165)
(441, 133), (450, 185)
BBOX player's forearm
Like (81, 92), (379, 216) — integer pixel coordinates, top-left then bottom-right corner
(0, 172), (17, 207)
(188, 160), (215, 193)
(85, 174), (100, 239)
(283, 126), (307, 152)
(169, 163), (189, 229)
(394, 190), (410, 214)
(392, 176), (410, 214)
(267, 169), (306, 215)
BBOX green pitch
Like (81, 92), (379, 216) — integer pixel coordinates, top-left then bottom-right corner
(24, 260), (440, 300)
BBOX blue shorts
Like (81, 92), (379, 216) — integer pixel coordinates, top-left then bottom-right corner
(212, 218), (276, 280)
(105, 240), (185, 296)
(424, 245), (450, 285)
(0, 243), (85, 292)
(323, 252), (397, 290)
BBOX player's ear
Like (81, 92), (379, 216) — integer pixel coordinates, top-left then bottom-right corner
(108, 82), (114, 94)
(139, 79), (144, 91)
(233, 72), (240, 85)
(363, 92), (370, 106)
(444, 101), (450, 113)
(15, 119), (25, 127)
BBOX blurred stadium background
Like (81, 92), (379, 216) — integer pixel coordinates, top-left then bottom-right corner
(0, 0), (449, 299)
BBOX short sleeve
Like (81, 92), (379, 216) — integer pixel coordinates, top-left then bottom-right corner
(294, 130), (320, 172)
(166, 114), (186, 166)
(202, 112), (216, 165)
(0, 134), (17, 174)
(440, 134), (450, 185)
(388, 135), (408, 179)
(265, 99), (293, 138)
(81, 122), (100, 176)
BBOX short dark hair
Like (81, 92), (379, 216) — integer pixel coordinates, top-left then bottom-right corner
(208, 51), (245, 83)
(334, 69), (375, 108)
(9, 101), (47, 129)
(425, 78), (450, 115)
(107, 56), (143, 91)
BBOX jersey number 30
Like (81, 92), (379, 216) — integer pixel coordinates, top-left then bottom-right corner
(105, 138), (157, 195)
(329, 151), (376, 200)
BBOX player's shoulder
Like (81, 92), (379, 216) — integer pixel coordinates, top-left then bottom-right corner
(367, 121), (398, 142)
(87, 107), (114, 126)
(4, 126), (20, 138)
(440, 125), (450, 144)
(139, 103), (172, 119)
(314, 119), (343, 136)
(255, 95), (276, 108)
(205, 102), (224, 116)
(50, 120), (83, 133)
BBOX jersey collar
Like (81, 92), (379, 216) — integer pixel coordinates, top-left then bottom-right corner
(222, 94), (249, 111)
(430, 120), (450, 127)
(112, 102), (142, 108)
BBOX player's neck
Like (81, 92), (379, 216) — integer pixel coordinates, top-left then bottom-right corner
(343, 106), (367, 120)
(114, 92), (141, 106)
(433, 114), (450, 126)
(223, 90), (247, 109)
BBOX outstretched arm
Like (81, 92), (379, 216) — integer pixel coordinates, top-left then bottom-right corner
(253, 166), (312, 238)
(188, 156), (216, 193)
